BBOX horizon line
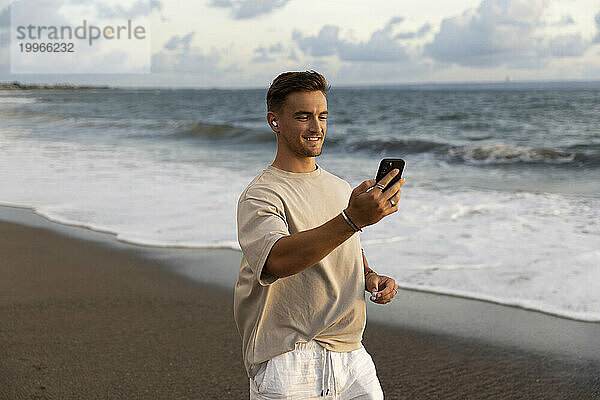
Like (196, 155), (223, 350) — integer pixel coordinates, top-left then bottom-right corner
(2, 78), (600, 91)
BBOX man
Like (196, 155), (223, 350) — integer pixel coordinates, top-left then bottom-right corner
(234, 70), (405, 399)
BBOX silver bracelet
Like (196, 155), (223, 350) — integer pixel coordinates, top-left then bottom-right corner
(341, 209), (362, 232)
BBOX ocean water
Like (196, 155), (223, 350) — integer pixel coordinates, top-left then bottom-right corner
(1, 83), (599, 322)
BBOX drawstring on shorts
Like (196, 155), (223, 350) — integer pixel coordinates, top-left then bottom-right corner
(320, 347), (333, 397)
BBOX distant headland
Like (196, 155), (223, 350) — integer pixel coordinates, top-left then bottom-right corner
(0, 81), (110, 90)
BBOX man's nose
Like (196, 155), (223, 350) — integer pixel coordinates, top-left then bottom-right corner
(308, 116), (321, 132)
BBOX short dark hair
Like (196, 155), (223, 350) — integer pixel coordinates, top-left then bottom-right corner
(267, 70), (330, 113)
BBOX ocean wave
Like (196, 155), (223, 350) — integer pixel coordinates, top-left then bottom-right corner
(361, 236), (407, 245)
(39, 97), (79, 103)
(173, 121), (272, 143)
(446, 144), (581, 165)
(397, 284), (600, 322)
(405, 263), (500, 271)
(10, 202), (244, 251)
(346, 138), (447, 154)
(345, 139), (599, 167)
(72, 117), (168, 131)
(0, 97), (38, 104)
(339, 138), (594, 168)
(460, 122), (492, 131)
(0, 109), (71, 122)
(435, 113), (467, 121)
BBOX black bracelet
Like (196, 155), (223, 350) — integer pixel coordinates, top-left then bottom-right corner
(341, 209), (362, 232)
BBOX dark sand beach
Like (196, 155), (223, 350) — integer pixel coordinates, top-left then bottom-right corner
(1, 208), (599, 399)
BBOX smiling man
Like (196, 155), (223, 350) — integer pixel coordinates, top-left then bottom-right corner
(234, 70), (405, 399)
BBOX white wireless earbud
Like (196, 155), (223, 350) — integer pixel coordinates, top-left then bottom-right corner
(272, 121), (278, 127)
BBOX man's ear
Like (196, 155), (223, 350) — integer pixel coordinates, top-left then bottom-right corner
(267, 111), (279, 132)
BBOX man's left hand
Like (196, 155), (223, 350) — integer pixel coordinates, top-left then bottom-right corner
(366, 274), (398, 304)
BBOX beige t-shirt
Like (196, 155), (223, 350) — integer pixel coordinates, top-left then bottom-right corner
(234, 164), (366, 379)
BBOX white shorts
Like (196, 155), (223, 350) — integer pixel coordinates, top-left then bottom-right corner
(249, 340), (384, 399)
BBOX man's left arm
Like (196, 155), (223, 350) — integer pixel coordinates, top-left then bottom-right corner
(362, 248), (399, 304)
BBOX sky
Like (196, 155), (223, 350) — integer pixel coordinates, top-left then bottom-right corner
(0, 0), (599, 88)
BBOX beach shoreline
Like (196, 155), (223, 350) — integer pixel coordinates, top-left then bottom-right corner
(1, 206), (599, 399)
(2, 204), (599, 359)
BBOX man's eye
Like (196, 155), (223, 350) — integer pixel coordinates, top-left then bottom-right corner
(297, 116), (308, 120)
(319, 116), (327, 120)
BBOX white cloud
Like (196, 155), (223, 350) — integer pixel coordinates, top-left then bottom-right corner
(268, 42), (282, 53)
(208, 0), (290, 19)
(95, 0), (151, 19)
(293, 25), (340, 57)
(424, 0), (591, 68)
(164, 32), (195, 51)
(251, 46), (273, 63)
(547, 33), (588, 57)
(548, 14), (574, 26)
(394, 23), (431, 40)
(0, 4), (8, 28)
(151, 0), (163, 12)
(251, 41), (286, 63)
(152, 32), (222, 74)
(293, 17), (410, 62)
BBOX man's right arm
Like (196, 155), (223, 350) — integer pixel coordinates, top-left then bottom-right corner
(265, 169), (405, 278)
(265, 212), (357, 278)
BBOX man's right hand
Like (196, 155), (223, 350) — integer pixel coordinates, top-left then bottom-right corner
(345, 169), (406, 229)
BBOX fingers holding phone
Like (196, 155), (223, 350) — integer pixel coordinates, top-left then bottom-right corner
(380, 175), (405, 210)
(371, 166), (403, 190)
(374, 159), (405, 192)
(369, 168), (397, 191)
(346, 159), (406, 229)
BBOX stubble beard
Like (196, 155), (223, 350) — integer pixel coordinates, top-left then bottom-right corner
(300, 146), (322, 158)
(285, 135), (323, 158)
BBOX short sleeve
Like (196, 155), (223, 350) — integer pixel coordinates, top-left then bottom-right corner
(237, 195), (289, 286)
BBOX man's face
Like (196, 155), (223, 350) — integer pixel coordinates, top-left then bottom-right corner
(275, 90), (328, 159)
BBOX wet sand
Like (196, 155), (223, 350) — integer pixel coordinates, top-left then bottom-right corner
(1, 214), (599, 399)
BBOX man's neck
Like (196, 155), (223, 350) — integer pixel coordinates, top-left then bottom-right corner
(271, 157), (317, 173)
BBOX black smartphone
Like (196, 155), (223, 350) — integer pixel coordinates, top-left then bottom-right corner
(376, 159), (405, 192)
